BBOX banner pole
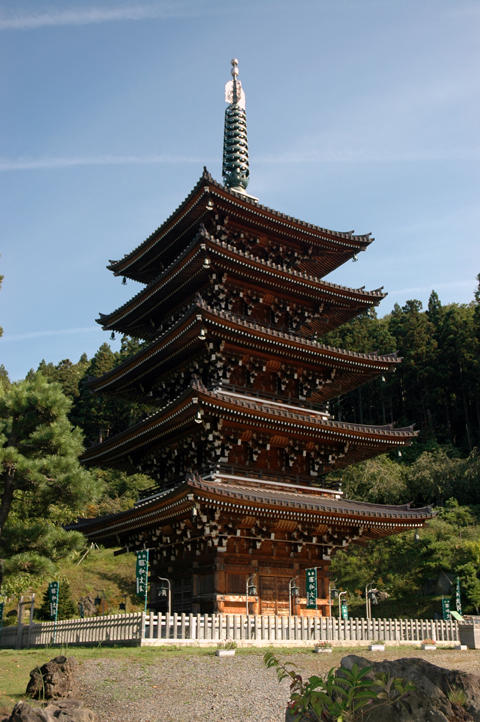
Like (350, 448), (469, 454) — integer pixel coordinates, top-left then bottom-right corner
(53, 581), (59, 645)
(144, 552), (149, 614)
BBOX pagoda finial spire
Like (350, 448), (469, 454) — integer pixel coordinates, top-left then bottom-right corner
(222, 58), (249, 193)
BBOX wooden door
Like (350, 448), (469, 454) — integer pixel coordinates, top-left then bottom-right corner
(260, 576), (290, 615)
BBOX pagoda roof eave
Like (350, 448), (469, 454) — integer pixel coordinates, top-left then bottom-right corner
(108, 169), (374, 283)
(80, 382), (417, 468)
(72, 474), (433, 546)
(97, 230), (386, 335)
(89, 302), (400, 396)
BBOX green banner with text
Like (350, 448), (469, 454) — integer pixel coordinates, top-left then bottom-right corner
(48, 581), (59, 621)
(136, 550), (149, 597)
(305, 568), (317, 609)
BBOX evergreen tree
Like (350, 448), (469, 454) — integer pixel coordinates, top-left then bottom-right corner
(71, 342), (150, 446)
(0, 374), (102, 590)
(426, 289), (443, 327)
(0, 365), (9, 388)
(71, 343), (120, 445)
(437, 304), (478, 449)
(38, 578), (77, 620)
(117, 335), (147, 362)
(35, 355), (90, 401)
(388, 299), (438, 432)
(323, 312), (397, 425)
(89, 467), (154, 515)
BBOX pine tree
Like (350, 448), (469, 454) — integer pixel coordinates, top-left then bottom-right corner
(71, 343), (119, 444)
(71, 342), (149, 445)
(38, 578), (77, 620)
(0, 374), (102, 589)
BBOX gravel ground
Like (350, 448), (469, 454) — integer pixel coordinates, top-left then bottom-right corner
(76, 647), (480, 722)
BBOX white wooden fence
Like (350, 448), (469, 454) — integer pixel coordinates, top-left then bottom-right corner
(0, 613), (142, 649)
(0, 613), (459, 650)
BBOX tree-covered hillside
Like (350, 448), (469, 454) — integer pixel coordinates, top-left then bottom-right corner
(1, 277), (479, 616)
(324, 282), (480, 454)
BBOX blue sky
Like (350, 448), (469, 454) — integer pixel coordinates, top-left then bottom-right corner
(1, 0), (478, 380)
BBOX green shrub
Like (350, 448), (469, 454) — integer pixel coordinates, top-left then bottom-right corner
(264, 652), (415, 721)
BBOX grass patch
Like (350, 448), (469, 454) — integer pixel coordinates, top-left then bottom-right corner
(2, 547), (142, 623)
(0, 644), (313, 712)
(0, 644), (247, 713)
(0, 643), (466, 717)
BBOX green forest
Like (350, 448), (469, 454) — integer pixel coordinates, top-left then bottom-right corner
(1, 275), (480, 620)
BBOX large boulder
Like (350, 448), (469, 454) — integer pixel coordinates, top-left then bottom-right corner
(26, 657), (77, 701)
(340, 655), (480, 721)
(3, 699), (96, 722)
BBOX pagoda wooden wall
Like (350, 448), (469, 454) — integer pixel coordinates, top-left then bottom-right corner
(148, 538), (331, 617)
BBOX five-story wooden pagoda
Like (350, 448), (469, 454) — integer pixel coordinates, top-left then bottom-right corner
(78, 60), (432, 616)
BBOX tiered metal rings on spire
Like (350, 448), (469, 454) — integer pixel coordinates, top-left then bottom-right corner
(222, 58), (249, 192)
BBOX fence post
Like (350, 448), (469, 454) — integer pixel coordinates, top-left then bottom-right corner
(26, 594), (36, 649)
(15, 596), (25, 650)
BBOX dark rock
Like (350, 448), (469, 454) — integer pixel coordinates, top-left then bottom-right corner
(3, 700), (96, 722)
(340, 655), (480, 721)
(26, 657), (77, 700)
(45, 700), (97, 721)
(3, 701), (50, 722)
(77, 596), (96, 618)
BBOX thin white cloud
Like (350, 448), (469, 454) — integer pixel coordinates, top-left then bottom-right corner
(0, 154), (213, 171)
(0, 327), (100, 342)
(1, 145), (478, 173)
(389, 280), (475, 297)
(0, 3), (204, 31)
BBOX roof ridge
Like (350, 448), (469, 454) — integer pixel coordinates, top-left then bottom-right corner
(82, 382), (417, 465)
(208, 387), (417, 436)
(108, 171), (374, 277)
(108, 170), (212, 273)
(207, 174), (373, 242)
(89, 301), (399, 394)
(206, 232), (386, 301)
(98, 228), (385, 330)
(97, 228), (208, 326)
(201, 303), (399, 364)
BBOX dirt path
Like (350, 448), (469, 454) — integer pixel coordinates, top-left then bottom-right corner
(76, 647), (480, 722)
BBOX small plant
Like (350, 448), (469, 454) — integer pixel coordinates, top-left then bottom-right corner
(421, 638), (437, 650)
(264, 651), (415, 722)
(314, 641), (333, 654)
(216, 639), (237, 650)
(447, 686), (467, 707)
